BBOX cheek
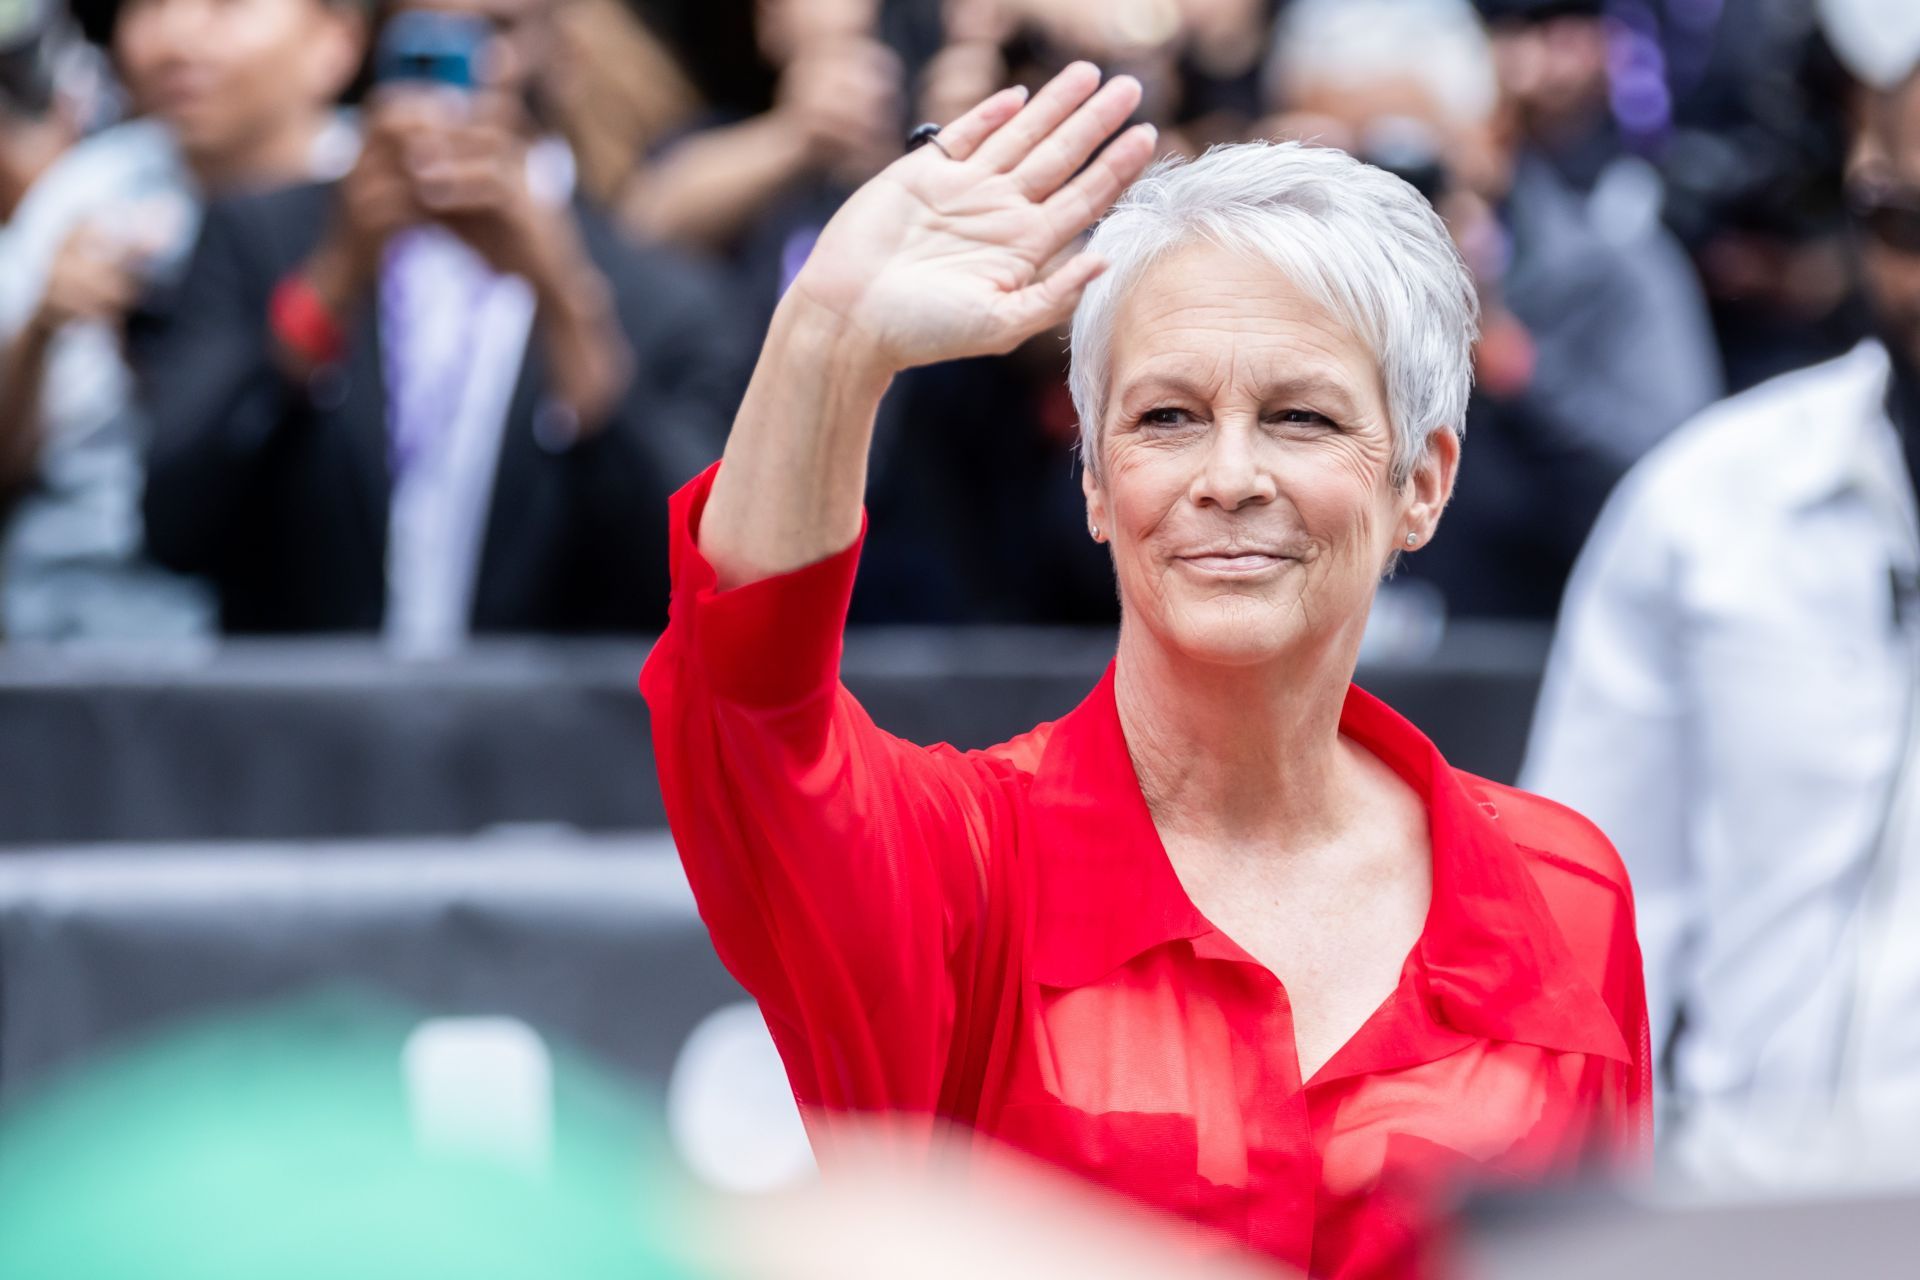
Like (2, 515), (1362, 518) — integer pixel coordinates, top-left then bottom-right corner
(1290, 456), (1399, 560)
(113, 26), (160, 79)
(1101, 448), (1188, 540)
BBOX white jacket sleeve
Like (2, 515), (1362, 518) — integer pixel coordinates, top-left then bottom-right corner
(1523, 468), (1696, 1094)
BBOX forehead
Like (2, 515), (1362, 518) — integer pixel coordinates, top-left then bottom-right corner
(1108, 241), (1382, 403)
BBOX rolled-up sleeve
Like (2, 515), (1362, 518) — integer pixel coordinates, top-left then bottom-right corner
(640, 465), (1017, 1146)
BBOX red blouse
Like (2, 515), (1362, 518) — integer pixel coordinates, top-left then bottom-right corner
(642, 466), (1650, 1277)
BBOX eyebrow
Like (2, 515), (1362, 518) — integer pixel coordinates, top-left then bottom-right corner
(1116, 371), (1365, 417)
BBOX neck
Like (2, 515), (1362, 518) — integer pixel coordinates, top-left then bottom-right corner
(185, 114), (325, 193)
(1113, 617), (1366, 850)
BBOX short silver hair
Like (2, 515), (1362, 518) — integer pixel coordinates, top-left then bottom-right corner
(1268, 0), (1501, 128)
(1067, 140), (1480, 486)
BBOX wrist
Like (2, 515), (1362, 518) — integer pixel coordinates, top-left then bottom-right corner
(522, 204), (597, 305)
(769, 286), (896, 403)
(529, 244), (604, 325)
(760, 107), (823, 170)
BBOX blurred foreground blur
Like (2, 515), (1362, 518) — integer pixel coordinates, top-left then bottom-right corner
(4, 991), (1916, 1279)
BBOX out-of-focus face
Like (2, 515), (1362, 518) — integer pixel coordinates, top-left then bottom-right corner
(1487, 16), (1610, 140)
(114, 0), (359, 164)
(1269, 71), (1509, 204)
(1852, 72), (1920, 370)
(1083, 241), (1456, 670)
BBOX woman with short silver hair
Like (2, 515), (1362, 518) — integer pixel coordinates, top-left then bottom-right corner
(643, 63), (1648, 1276)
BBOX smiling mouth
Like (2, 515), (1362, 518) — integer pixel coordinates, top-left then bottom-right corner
(1178, 553), (1291, 575)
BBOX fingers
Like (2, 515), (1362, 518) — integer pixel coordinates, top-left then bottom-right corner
(995, 250), (1108, 344)
(1043, 122), (1158, 244)
(403, 101), (524, 215)
(413, 156), (514, 215)
(52, 257), (141, 323)
(930, 82), (1030, 162)
(1010, 74), (1143, 200)
(971, 61), (1102, 173)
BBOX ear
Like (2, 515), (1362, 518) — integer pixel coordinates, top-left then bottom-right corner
(1081, 456), (1110, 543)
(1402, 427), (1459, 544)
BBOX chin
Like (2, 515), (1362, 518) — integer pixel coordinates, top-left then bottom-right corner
(165, 117), (228, 159)
(1156, 597), (1310, 669)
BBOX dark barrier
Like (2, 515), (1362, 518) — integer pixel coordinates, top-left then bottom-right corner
(0, 832), (745, 1107)
(0, 623), (1549, 845)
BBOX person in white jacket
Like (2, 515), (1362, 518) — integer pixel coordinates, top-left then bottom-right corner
(1523, 0), (1920, 1186)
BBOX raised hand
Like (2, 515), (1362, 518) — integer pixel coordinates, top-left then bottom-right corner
(698, 64), (1157, 586)
(786, 62), (1156, 373)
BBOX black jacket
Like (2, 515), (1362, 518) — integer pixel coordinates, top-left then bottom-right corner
(136, 182), (746, 634)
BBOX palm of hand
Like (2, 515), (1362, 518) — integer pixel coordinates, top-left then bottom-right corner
(799, 162), (1066, 367)
(783, 68), (1156, 374)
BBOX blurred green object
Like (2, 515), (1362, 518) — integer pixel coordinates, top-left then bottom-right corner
(0, 990), (706, 1280)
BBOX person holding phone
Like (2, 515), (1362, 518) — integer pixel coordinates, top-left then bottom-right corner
(137, 0), (746, 643)
(0, 0), (364, 640)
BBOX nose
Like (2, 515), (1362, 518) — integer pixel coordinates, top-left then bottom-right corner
(1188, 416), (1277, 512)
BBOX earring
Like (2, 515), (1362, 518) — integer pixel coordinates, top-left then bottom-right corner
(1090, 524), (1102, 541)
(1405, 531), (1419, 547)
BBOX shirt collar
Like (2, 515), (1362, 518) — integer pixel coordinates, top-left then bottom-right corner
(1025, 664), (1630, 1066)
(1780, 339), (1897, 512)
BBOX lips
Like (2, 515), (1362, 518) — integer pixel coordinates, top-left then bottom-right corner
(148, 68), (220, 112)
(1177, 552), (1290, 575)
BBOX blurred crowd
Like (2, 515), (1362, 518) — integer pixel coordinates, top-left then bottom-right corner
(0, 0), (1870, 646)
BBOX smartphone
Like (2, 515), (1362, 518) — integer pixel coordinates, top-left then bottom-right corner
(373, 10), (492, 91)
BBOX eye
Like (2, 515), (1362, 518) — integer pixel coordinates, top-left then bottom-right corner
(1270, 408), (1337, 429)
(1137, 407), (1198, 430)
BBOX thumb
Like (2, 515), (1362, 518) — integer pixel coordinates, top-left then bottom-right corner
(994, 252), (1107, 347)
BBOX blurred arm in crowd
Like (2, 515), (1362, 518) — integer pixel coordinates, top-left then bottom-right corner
(139, 0), (746, 636)
(0, 224), (140, 500)
(616, 0), (901, 254)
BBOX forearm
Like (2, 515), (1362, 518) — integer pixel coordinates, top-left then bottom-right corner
(531, 235), (634, 433)
(619, 114), (812, 251)
(0, 320), (54, 496)
(699, 290), (893, 588)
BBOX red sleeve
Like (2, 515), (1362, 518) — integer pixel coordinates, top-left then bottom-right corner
(639, 465), (1018, 1149)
